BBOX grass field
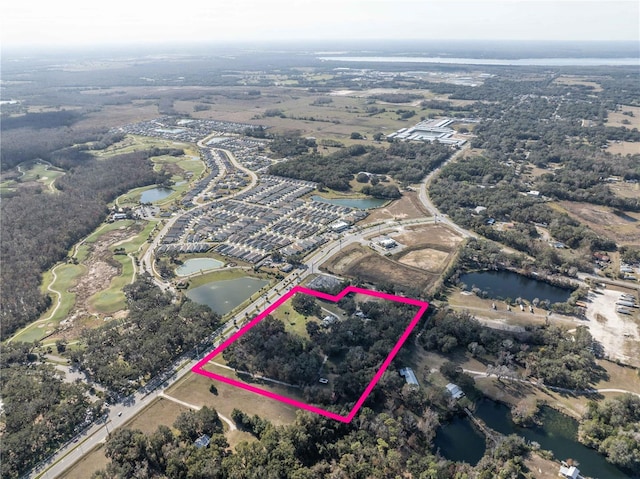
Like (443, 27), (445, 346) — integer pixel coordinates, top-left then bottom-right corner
(19, 162), (65, 192)
(59, 444), (110, 479)
(167, 368), (299, 426)
(606, 105), (640, 129)
(11, 262), (86, 343)
(606, 141), (640, 156)
(89, 220), (158, 313)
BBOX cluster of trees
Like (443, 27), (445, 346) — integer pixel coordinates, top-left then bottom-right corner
(224, 315), (324, 387)
(429, 155), (616, 272)
(1, 342), (102, 479)
(420, 310), (605, 390)
(578, 394), (640, 474)
(93, 407), (226, 478)
(95, 384), (542, 478)
(1, 149), (168, 339)
(369, 93), (423, 103)
(72, 276), (221, 395)
(269, 139), (451, 191)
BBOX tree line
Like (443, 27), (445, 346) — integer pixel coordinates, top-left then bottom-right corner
(71, 276), (222, 396)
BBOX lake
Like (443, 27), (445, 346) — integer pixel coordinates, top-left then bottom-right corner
(186, 277), (269, 316)
(311, 195), (387, 210)
(140, 187), (174, 203)
(433, 415), (486, 465)
(459, 270), (571, 304)
(475, 401), (629, 479)
(175, 258), (225, 276)
(319, 56), (640, 66)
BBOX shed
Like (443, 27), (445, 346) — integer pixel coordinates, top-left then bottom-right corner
(194, 434), (211, 449)
(399, 367), (419, 387)
(559, 465), (580, 479)
(445, 383), (464, 399)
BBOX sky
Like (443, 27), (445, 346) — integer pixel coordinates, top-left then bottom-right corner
(1, 0), (638, 48)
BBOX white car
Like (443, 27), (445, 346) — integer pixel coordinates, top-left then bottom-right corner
(319, 378), (329, 384)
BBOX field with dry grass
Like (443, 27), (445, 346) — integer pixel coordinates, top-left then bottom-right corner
(606, 105), (640, 129)
(555, 201), (640, 246)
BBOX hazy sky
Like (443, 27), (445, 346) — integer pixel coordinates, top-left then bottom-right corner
(1, 0), (638, 48)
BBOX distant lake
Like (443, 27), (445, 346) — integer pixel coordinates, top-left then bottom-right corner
(140, 187), (173, 203)
(459, 270), (571, 304)
(186, 277), (269, 316)
(311, 195), (387, 210)
(319, 56), (640, 66)
(175, 258), (224, 276)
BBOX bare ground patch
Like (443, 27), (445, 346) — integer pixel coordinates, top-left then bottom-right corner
(397, 248), (450, 272)
(324, 245), (437, 293)
(556, 201), (640, 245)
(362, 191), (429, 224)
(606, 141), (640, 155)
(57, 223), (143, 339)
(393, 223), (464, 250)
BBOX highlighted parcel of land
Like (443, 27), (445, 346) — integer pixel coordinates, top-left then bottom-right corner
(192, 285), (429, 423)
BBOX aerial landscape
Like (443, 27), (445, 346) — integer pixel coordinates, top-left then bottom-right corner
(1, 1), (639, 478)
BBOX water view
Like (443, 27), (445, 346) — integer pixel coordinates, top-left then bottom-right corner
(175, 258), (225, 276)
(433, 415), (486, 465)
(186, 277), (269, 316)
(319, 56), (640, 66)
(311, 195), (387, 210)
(475, 401), (629, 479)
(140, 187), (174, 203)
(459, 270), (571, 304)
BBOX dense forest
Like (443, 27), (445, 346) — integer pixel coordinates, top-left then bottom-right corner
(578, 394), (640, 473)
(72, 276), (222, 395)
(269, 139), (451, 191)
(0, 148), (171, 339)
(0, 342), (103, 479)
(93, 389), (537, 478)
(225, 295), (424, 407)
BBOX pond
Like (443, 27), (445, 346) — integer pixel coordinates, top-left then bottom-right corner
(140, 187), (174, 203)
(175, 258), (225, 276)
(185, 277), (269, 316)
(433, 415), (486, 465)
(459, 270), (571, 304)
(474, 401), (629, 479)
(311, 195), (388, 210)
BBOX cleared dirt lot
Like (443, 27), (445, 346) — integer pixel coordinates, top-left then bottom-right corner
(585, 288), (640, 367)
(323, 244), (437, 293)
(606, 141), (640, 155)
(556, 201), (640, 246)
(362, 191), (429, 224)
(393, 223), (464, 250)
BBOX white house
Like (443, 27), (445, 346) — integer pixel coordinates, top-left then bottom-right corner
(445, 383), (464, 399)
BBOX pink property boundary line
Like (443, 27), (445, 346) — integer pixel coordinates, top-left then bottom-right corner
(192, 285), (429, 423)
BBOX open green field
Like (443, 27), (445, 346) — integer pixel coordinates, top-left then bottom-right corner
(167, 364), (299, 426)
(185, 267), (268, 289)
(20, 162), (65, 192)
(10, 263), (86, 343)
(268, 297), (315, 339)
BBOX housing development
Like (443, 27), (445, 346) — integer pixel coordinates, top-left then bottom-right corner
(1, 36), (639, 479)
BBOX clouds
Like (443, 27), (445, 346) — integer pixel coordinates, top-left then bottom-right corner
(1, 0), (638, 47)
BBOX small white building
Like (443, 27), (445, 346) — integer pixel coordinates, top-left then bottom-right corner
(445, 383), (464, 399)
(559, 465), (580, 479)
(379, 238), (397, 249)
(329, 220), (350, 233)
